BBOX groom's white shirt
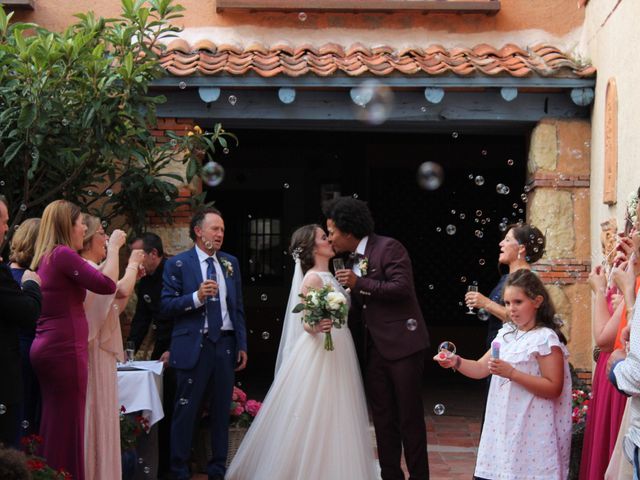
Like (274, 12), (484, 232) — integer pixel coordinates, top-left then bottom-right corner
(352, 236), (369, 277)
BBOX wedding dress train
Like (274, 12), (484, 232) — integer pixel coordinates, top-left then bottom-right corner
(226, 272), (379, 479)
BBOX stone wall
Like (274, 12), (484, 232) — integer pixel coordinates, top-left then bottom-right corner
(527, 118), (592, 374)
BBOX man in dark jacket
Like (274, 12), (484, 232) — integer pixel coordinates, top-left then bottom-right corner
(0, 196), (41, 447)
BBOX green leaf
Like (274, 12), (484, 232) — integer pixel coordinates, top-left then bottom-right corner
(2, 141), (24, 166)
(17, 104), (36, 129)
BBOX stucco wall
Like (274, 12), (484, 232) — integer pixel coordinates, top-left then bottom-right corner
(12, 0), (585, 50)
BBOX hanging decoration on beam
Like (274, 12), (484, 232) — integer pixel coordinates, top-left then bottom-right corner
(198, 87), (221, 103)
(424, 87), (445, 104)
(500, 87), (518, 102)
(570, 88), (594, 106)
(278, 88), (296, 104)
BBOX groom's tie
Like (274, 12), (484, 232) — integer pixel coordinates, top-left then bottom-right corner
(205, 257), (223, 342)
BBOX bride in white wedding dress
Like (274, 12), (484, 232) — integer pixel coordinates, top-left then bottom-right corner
(226, 224), (379, 480)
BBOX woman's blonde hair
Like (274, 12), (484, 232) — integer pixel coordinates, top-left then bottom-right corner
(81, 214), (102, 252)
(31, 200), (82, 270)
(9, 218), (41, 268)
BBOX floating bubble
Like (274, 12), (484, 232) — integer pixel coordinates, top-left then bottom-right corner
(445, 225), (456, 235)
(460, 276), (467, 283)
(260, 294), (268, 302)
(31, 149), (39, 160)
(352, 80), (394, 125)
(537, 237), (544, 244)
(435, 227), (442, 233)
(420, 106), (427, 112)
(521, 193), (528, 203)
(459, 213), (466, 220)
(477, 308), (490, 321)
(474, 218), (480, 223)
(61, 118), (69, 126)
(202, 161), (225, 187)
(481, 149), (488, 156)
(428, 284), (434, 290)
(524, 185), (531, 193)
(170, 139), (177, 147)
(228, 95), (238, 106)
(179, 81), (187, 90)
(176, 260), (183, 268)
(518, 208), (524, 214)
(452, 132), (459, 139)
(416, 162), (444, 190)
(20, 204), (27, 212)
(499, 223), (507, 231)
(512, 203), (518, 209)
(503, 186), (510, 195)
(223, 147), (230, 155)
(138, 458), (144, 464)
(261, 331), (270, 340)
(73, 270), (79, 276)
(283, 183), (290, 189)
(480, 219), (486, 225)
(475, 210), (483, 217)
(507, 158), (514, 166)
(468, 174), (474, 180)
(479, 259), (486, 265)
(101, 221), (108, 229)
(0, 180), (4, 187)
(496, 184), (509, 195)
(451, 209), (456, 215)
(406, 318), (418, 331)
(298, 11), (307, 21)
(106, 189), (113, 197)
(438, 341), (457, 357)
(0, 405), (6, 415)
(21, 420), (29, 429)
(475, 230), (484, 238)
(474, 176), (485, 186)
(205, 241), (213, 250)
(179, 398), (189, 406)
(143, 466), (151, 474)
(433, 404), (446, 416)
(352, 193), (358, 198)
(165, 195), (171, 202)
(143, 294), (151, 303)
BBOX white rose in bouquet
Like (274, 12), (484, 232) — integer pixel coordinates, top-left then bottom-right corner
(309, 291), (320, 306)
(326, 291), (347, 311)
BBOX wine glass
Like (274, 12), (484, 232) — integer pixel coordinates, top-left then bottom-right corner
(465, 285), (478, 315)
(125, 341), (135, 364)
(332, 258), (345, 274)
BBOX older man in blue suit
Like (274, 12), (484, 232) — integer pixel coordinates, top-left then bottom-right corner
(161, 207), (247, 480)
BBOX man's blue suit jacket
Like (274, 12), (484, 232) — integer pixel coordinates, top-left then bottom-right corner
(161, 247), (247, 370)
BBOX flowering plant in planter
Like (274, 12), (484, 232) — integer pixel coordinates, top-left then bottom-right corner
(120, 405), (151, 451)
(20, 434), (72, 479)
(571, 388), (591, 429)
(229, 386), (262, 428)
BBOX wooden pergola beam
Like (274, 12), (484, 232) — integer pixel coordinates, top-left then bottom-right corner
(216, 0), (500, 14)
(1, 0), (35, 10)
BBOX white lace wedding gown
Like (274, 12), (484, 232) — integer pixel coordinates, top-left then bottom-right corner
(226, 271), (379, 480)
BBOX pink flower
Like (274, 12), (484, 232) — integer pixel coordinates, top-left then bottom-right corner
(230, 402), (244, 416)
(245, 399), (262, 417)
(232, 386), (247, 404)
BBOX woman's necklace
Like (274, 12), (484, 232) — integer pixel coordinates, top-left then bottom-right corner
(514, 328), (530, 341)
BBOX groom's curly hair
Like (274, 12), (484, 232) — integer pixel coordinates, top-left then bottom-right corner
(322, 197), (374, 239)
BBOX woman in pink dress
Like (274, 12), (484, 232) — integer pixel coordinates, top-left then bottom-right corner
(80, 215), (143, 480)
(30, 200), (116, 480)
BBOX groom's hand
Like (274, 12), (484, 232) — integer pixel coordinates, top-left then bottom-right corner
(335, 269), (357, 289)
(235, 351), (248, 371)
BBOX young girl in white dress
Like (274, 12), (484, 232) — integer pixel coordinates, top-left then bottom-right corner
(226, 224), (379, 480)
(435, 269), (572, 480)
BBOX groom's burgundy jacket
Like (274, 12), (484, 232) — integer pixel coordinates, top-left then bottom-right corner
(349, 233), (430, 361)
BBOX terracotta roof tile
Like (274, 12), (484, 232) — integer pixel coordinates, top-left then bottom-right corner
(159, 41), (595, 79)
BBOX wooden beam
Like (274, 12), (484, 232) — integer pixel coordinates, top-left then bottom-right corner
(1, 0), (35, 9)
(216, 0), (500, 14)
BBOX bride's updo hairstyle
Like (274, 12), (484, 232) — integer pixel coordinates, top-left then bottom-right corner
(289, 224), (321, 274)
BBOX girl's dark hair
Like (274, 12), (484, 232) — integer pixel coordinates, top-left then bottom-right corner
(289, 224), (321, 274)
(503, 269), (567, 344)
(508, 223), (546, 263)
(322, 196), (374, 239)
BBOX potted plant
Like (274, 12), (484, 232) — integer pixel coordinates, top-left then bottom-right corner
(20, 434), (72, 479)
(120, 405), (150, 480)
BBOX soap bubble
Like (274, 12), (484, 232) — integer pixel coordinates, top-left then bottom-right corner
(446, 225), (456, 235)
(416, 162), (444, 190)
(179, 81), (187, 90)
(406, 319), (418, 331)
(298, 11), (307, 21)
(202, 161), (225, 187)
(474, 176), (485, 186)
(228, 95), (238, 106)
(477, 308), (490, 321)
(433, 404), (446, 415)
(143, 294), (151, 303)
(437, 341), (457, 357)
(261, 331), (270, 340)
(260, 294), (268, 302)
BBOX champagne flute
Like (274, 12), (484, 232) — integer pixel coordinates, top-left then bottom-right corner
(125, 341), (135, 364)
(465, 285), (478, 315)
(332, 258), (345, 274)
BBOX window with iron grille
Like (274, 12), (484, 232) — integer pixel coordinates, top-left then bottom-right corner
(246, 217), (283, 282)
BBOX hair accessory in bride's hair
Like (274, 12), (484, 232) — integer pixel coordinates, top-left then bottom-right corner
(291, 247), (303, 261)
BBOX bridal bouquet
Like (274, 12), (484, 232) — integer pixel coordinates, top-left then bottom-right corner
(293, 284), (348, 351)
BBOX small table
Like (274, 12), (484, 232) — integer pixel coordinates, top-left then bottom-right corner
(118, 362), (165, 479)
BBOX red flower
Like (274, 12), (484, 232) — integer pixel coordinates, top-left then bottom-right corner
(27, 458), (45, 470)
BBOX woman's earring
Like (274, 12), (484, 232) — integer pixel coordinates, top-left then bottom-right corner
(517, 251), (521, 260)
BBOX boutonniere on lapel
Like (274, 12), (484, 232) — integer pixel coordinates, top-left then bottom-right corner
(358, 257), (369, 276)
(219, 257), (234, 277)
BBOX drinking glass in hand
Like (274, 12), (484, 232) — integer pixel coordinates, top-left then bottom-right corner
(332, 258), (345, 273)
(466, 285), (478, 315)
(125, 341), (135, 364)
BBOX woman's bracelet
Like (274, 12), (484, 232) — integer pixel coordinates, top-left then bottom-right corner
(126, 264), (139, 272)
(453, 356), (462, 372)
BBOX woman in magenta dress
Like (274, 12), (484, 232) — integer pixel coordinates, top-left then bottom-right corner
(29, 200), (116, 480)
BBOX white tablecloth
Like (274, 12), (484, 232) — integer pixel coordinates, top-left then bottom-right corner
(117, 366), (164, 427)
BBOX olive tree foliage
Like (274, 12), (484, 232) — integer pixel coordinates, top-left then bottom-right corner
(0, 0), (236, 247)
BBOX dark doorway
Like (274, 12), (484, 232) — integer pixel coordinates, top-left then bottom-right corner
(206, 128), (528, 387)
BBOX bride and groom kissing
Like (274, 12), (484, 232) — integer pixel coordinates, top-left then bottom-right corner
(226, 196), (430, 480)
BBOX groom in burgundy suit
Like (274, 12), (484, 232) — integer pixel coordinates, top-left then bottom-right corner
(324, 196), (430, 480)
